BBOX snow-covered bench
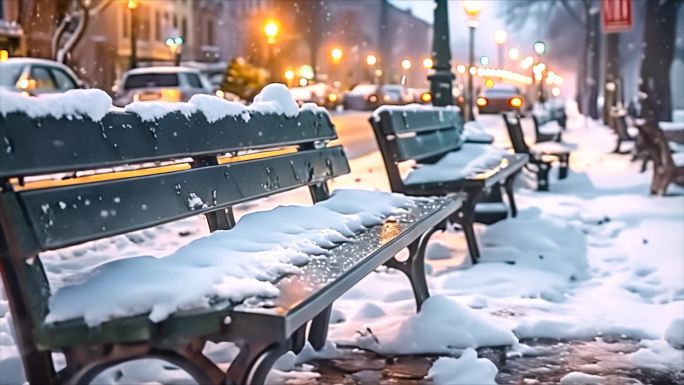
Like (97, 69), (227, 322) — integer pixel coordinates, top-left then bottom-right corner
(532, 105), (563, 143)
(0, 89), (462, 385)
(369, 106), (528, 263)
(503, 112), (572, 191)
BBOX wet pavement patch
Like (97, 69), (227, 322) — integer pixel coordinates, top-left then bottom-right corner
(289, 338), (683, 384)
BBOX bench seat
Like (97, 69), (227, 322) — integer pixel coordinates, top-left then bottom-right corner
(404, 153), (529, 191)
(530, 141), (573, 156)
(35, 195), (461, 351)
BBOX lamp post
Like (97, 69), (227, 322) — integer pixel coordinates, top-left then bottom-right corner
(366, 54), (378, 83)
(533, 40), (547, 103)
(264, 20), (279, 82)
(494, 29), (507, 68)
(128, 0), (138, 69)
(428, 0), (455, 107)
(165, 36), (184, 66)
(463, 0), (481, 121)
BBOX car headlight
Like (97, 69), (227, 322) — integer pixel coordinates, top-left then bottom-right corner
(509, 97), (523, 108)
(476, 97), (488, 107)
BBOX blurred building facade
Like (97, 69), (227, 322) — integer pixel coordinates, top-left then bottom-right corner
(4, 0), (432, 91)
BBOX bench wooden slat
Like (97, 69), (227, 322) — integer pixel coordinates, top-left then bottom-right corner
(0, 110), (336, 178)
(18, 146), (349, 251)
(394, 129), (462, 162)
(379, 109), (462, 135)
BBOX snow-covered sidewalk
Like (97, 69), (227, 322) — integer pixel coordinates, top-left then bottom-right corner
(1, 113), (682, 384)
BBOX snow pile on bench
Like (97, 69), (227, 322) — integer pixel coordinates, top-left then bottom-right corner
(46, 189), (416, 327)
(124, 83), (323, 122)
(464, 121), (495, 143)
(370, 103), (461, 122)
(0, 88), (112, 121)
(405, 143), (507, 184)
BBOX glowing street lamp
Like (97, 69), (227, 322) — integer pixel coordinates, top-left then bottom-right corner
(127, 0), (138, 9)
(330, 47), (343, 63)
(456, 64), (466, 74)
(284, 69), (295, 86)
(533, 41), (547, 56)
(508, 48), (520, 61)
(422, 57), (433, 69)
(366, 54), (377, 66)
(479, 56), (490, 66)
(401, 58), (412, 70)
(264, 20), (279, 44)
(463, 0), (481, 121)
(165, 36), (184, 66)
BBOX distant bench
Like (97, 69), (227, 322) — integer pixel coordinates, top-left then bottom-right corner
(503, 112), (572, 191)
(531, 103), (564, 143)
(0, 93), (462, 384)
(369, 106), (528, 263)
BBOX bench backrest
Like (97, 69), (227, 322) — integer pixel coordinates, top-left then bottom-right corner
(502, 112), (530, 154)
(370, 107), (465, 192)
(0, 105), (348, 259)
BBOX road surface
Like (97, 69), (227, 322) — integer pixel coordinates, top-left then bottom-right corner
(329, 111), (377, 159)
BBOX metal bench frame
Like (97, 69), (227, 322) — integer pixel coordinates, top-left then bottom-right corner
(369, 108), (528, 263)
(503, 112), (570, 191)
(531, 108), (563, 143)
(0, 107), (461, 384)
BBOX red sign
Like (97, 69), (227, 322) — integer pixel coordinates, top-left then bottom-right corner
(602, 0), (633, 33)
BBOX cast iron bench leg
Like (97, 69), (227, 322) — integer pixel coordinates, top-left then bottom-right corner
(537, 164), (551, 191)
(384, 222), (445, 311)
(503, 175), (518, 217)
(558, 154), (570, 180)
(307, 305), (332, 351)
(226, 339), (290, 385)
(291, 324), (307, 354)
(450, 188), (482, 263)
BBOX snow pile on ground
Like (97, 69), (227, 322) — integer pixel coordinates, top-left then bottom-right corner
(426, 348), (498, 385)
(347, 295), (517, 354)
(46, 189), (416, 326)
(664, 318), (683, 348)
(405, 143), (506, 184)
(0, 88), (112, 121)
(559, 371), (604, 384)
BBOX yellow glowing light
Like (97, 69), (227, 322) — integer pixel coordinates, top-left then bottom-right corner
(509, 97), (523, 108)
(508, 48), (520, 61)
(485, 79), (495, 88)
(284, 69), (295, 80)
(374, 68), (383, 77)
(264, 20), (279, 44)
(401, 58), (412, 70)
(330, 47), (343, 62)
(215, 89), (225, 98)
(366, 54), (377, 66)
(421, 92), (432, 103)
(327, 93), (338, 103)
(463, 1), (482, 18)
(520, 56), (534, 70)
(298, 78), (308, 87)
(422, 58), (433, 69)
(17, 78), (30, 90)
(456, 64), (466, 74)
(552, 87), (561, 97)
(494, 30), (507, 45)
(476, 97), (488, 107)
(127, 0), (138, 10)
(0, 50), (8, 62)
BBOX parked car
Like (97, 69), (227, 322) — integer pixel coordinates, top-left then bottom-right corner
(342, 83), (413, 110)
(476, 84), (525, 114)
(417, 87), (466, 108)
(0, 58), (84, 96)
(113, 66), (211, 106)
(290, 82), (341, 109)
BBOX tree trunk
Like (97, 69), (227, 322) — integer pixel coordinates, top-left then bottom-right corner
(603, 32), (621, 124)
(639, 0), (680, 122)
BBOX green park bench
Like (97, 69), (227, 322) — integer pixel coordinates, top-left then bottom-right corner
(369, 107), (528, 263)
(0, 100), (462, 384)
